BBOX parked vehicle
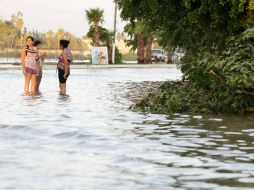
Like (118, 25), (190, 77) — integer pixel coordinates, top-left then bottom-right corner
(151, 49), (167, 63)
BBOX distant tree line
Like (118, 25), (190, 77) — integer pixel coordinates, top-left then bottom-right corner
(0, 12), (90, 59)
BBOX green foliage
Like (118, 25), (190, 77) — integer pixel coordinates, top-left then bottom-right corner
(124, 22), (138, 51)
(85, 8), (104, 24)
(0, 16), (86, 52)
(0, 20), (18, 49)
(116, 0), (253, 52)
(116, 0), (254, 114)
(134, 27), (254, 114)
(122, 52), (137, 61)
(133, 81), (252, 114)
(115, 47), (123, 64)
(133, 82), (212, 114)
(85, 8), (105, 46)
(87, 26), (113, 45)
(182, 26), (254, 90)
(0, 14), (86, 62)
(219, 27), (254, 89)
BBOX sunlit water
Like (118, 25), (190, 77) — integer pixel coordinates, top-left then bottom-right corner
(0, 68), (254, 190)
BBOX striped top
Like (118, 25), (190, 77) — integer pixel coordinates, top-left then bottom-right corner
(25, 46), (38, 71)
(57, 48), (73, 74)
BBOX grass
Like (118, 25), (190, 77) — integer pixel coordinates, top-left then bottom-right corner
(122, 52), (137, 61)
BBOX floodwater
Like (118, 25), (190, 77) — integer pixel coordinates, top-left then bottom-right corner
(0, 68), (253, 190)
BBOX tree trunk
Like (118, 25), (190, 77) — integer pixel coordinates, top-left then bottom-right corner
(107, 42), (112, 64)
(20, 33), (23, 48)
(145, 34), (152, 64)
(167, 51), (173, 64)
(137, 32), (144, 64)
(11, 35), (15, 48)
(94, 21), (100, 47)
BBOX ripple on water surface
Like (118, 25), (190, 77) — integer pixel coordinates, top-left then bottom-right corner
(0, 69), (253, 190)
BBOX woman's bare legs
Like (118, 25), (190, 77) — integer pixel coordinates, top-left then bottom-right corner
(31, 75), (37, 93)
(36, 71), (42, 92)
(36, 78), (41, 92)
(25, 73), (32, 92)
(59, 83), (66, 95)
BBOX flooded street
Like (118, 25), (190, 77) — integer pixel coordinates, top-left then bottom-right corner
(0, 68), (253, 190)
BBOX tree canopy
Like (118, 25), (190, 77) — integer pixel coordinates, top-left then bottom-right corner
(85, 8), (104, 25)
(116, 0), (254, 52)
(116, 0), (254, 113)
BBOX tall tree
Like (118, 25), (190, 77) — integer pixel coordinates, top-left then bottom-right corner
(145, 33), (152, 64)
(11, 11), (23, 48)
(0, 20), (18, 50)
(85, 8), (104, 47)
(124, 22), (146, 64)
(124, 23), (138, 52)
(135, 21), (145, 64)
(46, 30), (54, 49)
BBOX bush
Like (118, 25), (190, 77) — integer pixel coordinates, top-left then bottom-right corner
(134, 27), (254, 114)
(115, 47), (123, 64)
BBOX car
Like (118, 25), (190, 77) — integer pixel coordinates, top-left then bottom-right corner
(151, 49), (167, 63)
(172, 48), (185, 64)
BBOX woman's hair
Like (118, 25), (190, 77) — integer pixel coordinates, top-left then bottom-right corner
(26, 36), (34, 42)
(60, 39), (70, 48)
(33, 40), (42, 47)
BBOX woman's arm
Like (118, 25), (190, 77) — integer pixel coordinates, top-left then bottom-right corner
(39, 52), (47, 62)
(21, 48), (26, 75)
(25, 47), (37, 54)
(62, 51), (68, 78)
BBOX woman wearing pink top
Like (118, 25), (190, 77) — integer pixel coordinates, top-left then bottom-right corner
(21, 36), (39, 93)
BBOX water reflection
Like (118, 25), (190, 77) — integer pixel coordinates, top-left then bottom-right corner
(58, 94), (71, 103)
(129, 113), (254, 188)
(20, 91), (46, 106)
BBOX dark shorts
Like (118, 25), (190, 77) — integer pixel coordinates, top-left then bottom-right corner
(58, 69), (69, 84)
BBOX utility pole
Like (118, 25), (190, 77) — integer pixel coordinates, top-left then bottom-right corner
(112, 3), (117, 64)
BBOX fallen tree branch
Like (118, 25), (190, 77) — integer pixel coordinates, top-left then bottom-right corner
(209, 70), (224, 83)
(236, 90), (254, 96)
(246, 107), (254, 112)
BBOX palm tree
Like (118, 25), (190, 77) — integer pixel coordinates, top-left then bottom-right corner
(135, 21), (145, 64)
(145, 34), (152, 63)
(124, 22), (146, 64)
(11, 11), (23, 48)
(124, 23), (138, 52)
(85, 8), (104, 47)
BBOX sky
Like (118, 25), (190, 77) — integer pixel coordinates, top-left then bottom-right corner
(0, 0), (125, 38)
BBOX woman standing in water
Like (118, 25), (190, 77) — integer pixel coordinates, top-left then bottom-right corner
(57, 40), (73, 95)
(21, 36), (38, 93)
(33, 40), (46, 92)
